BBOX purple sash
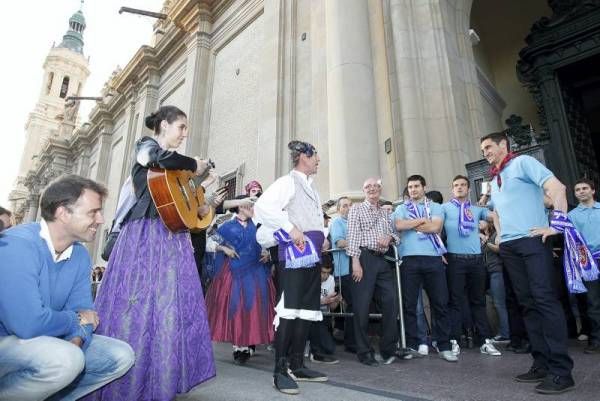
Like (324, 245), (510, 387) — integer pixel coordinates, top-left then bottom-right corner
(450, 198), (476, 237)
(274, 229), (324, 269)
(550, 210), (600, 293)
(406, 200), (447, 256)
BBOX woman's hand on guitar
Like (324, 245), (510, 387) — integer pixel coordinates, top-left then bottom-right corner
(194, 157), (212, 176)
(198, 203), (211, 218)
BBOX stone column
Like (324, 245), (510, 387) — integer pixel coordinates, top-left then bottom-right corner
(26, 194), (40, 223)
(325, 0), (380, 199)
(184, 5), (213, 158)
(388, 0), (476, 191)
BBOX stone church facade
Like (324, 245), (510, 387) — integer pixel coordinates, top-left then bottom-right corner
(11, 0), (600, 264)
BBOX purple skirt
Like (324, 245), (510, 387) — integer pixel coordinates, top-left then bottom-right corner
(86, 218), (216, 401)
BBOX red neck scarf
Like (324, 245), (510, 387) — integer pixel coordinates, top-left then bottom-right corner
(489, 152), (517, 188)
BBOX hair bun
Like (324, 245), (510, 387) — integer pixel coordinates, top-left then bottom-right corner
(144, 112), (158, 130)
(288, 140), (302, 150)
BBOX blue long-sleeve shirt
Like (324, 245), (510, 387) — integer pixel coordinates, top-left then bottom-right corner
(0, 222), (95, 348)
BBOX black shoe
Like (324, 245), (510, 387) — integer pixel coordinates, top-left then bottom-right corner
(249, 345), (256, 356)
(358, 353), (379, 367)
(233, 350), (241, 363)
(535, 375), (575, 394)
(514, 366), (548, 383)
(288, 353), (328, 382)
(584, 343), (600, 354)
(289, 367), (328, 382)
(506, 342), (530, 354)
(238, 350), (251, 364)
(273, 357), (300, 395)
(310, 353), (339, 364)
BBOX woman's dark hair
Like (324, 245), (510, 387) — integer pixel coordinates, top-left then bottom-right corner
(426, 190), (443, 204)
(40, 174), (107, 222)
(288, 140), (316, 166)
(144, 105), (187, 135)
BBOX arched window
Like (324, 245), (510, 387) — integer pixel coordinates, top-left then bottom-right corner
(46, 72), (54, 95)
(59, 76), (70, 98)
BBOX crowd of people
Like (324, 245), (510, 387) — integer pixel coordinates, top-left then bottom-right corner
(1, 105), (599, 400)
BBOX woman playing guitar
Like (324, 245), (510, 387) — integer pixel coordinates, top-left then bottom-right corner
(88, 106), (216, 401)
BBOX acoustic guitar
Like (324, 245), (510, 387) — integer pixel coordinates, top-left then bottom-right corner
(147, 168), (215, 233)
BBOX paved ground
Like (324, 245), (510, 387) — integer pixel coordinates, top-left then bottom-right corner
(176, 341), (598, 401)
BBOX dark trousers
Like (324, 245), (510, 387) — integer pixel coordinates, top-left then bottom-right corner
(500, 236), (573, 377)
(502, 266), (528, 344)
(339, 274), (357, 350)
(401, 256), (451, 351)
(585, 276), (600, 345)
(446, 254), (492, 342)
(350, 249), (399, 359)
(309, 317), (336, 356)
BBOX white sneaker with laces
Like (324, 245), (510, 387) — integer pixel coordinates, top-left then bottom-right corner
(439, 350), (458, 362)
(450, 339), (460, 356)
(480, 339), (502, 356)
(417, 344), (429, 356)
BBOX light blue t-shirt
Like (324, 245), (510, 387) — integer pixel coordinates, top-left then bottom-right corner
(329, 216), (350, 277)
(442, 202), (488, 254)
(392, 201), (444, 257)
(490, 155), (553, 243)
(568, 202), (600, 253)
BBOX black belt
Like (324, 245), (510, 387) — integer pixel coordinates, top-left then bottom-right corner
(360, 246), (385, 256)
(447, 253), (482, 260)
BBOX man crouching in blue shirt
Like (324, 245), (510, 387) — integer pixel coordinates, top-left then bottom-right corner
(0, 175), (134, 401)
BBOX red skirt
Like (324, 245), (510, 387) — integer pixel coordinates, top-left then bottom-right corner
(206, 259), (276, 346)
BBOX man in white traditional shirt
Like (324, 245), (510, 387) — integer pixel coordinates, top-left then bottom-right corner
(254, 140), (328, 396)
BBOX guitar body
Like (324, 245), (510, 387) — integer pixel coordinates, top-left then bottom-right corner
(147, 168), (212, 233)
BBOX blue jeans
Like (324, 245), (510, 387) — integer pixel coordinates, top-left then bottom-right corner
(0, 334), (134, 401)
(488, 270), (510, 338)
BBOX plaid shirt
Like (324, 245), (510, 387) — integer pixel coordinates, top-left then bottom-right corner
(347, 201), (399, 258)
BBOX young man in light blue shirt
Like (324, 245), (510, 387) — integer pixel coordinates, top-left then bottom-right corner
(442, 175), (500, 357)
(392, 175), (456, 362)
(481, 132), (573, 395)
(568, 178), (600, 354)
(328, 196), (356, 353)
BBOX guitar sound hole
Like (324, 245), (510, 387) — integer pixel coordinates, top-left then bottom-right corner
(176, 177), (191, 211)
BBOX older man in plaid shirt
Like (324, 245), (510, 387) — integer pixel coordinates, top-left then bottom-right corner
(346, 177), (400, 366)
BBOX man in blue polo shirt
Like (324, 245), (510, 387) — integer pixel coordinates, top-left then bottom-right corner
(329, 196), (356, 353)
(393, 175), (456, 362)
(568, 178), (600, 354)
(481, 132), (573, 395)
(442, 175), (501, 357)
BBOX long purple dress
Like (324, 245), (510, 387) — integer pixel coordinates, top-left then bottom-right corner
(86, 136), (215, 401)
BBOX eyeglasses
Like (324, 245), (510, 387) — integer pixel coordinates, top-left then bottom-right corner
(363, 184), (382, 190)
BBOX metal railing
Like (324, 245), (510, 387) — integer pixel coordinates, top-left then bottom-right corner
(322, 247), (406, 349)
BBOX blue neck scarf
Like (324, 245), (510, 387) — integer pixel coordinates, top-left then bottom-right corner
(550, 210), (600, 293)
(451, 198), (476, 237)
(406, 199), (447, 256)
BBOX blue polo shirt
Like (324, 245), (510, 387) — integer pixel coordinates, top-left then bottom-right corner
(392, 201), (444, 257)
(329, 216), (350, 276)
(442, 202), (488, 254)
(568, 202), (600, 253)
(490, 155), (553, 243)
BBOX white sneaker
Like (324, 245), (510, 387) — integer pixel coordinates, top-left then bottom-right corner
(450, 339), (460, 356)
(480, 339), (502, 356)
(418, 344), (429, 356)
(439, 350), (458, 362)
(578, 333), (589, 342)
